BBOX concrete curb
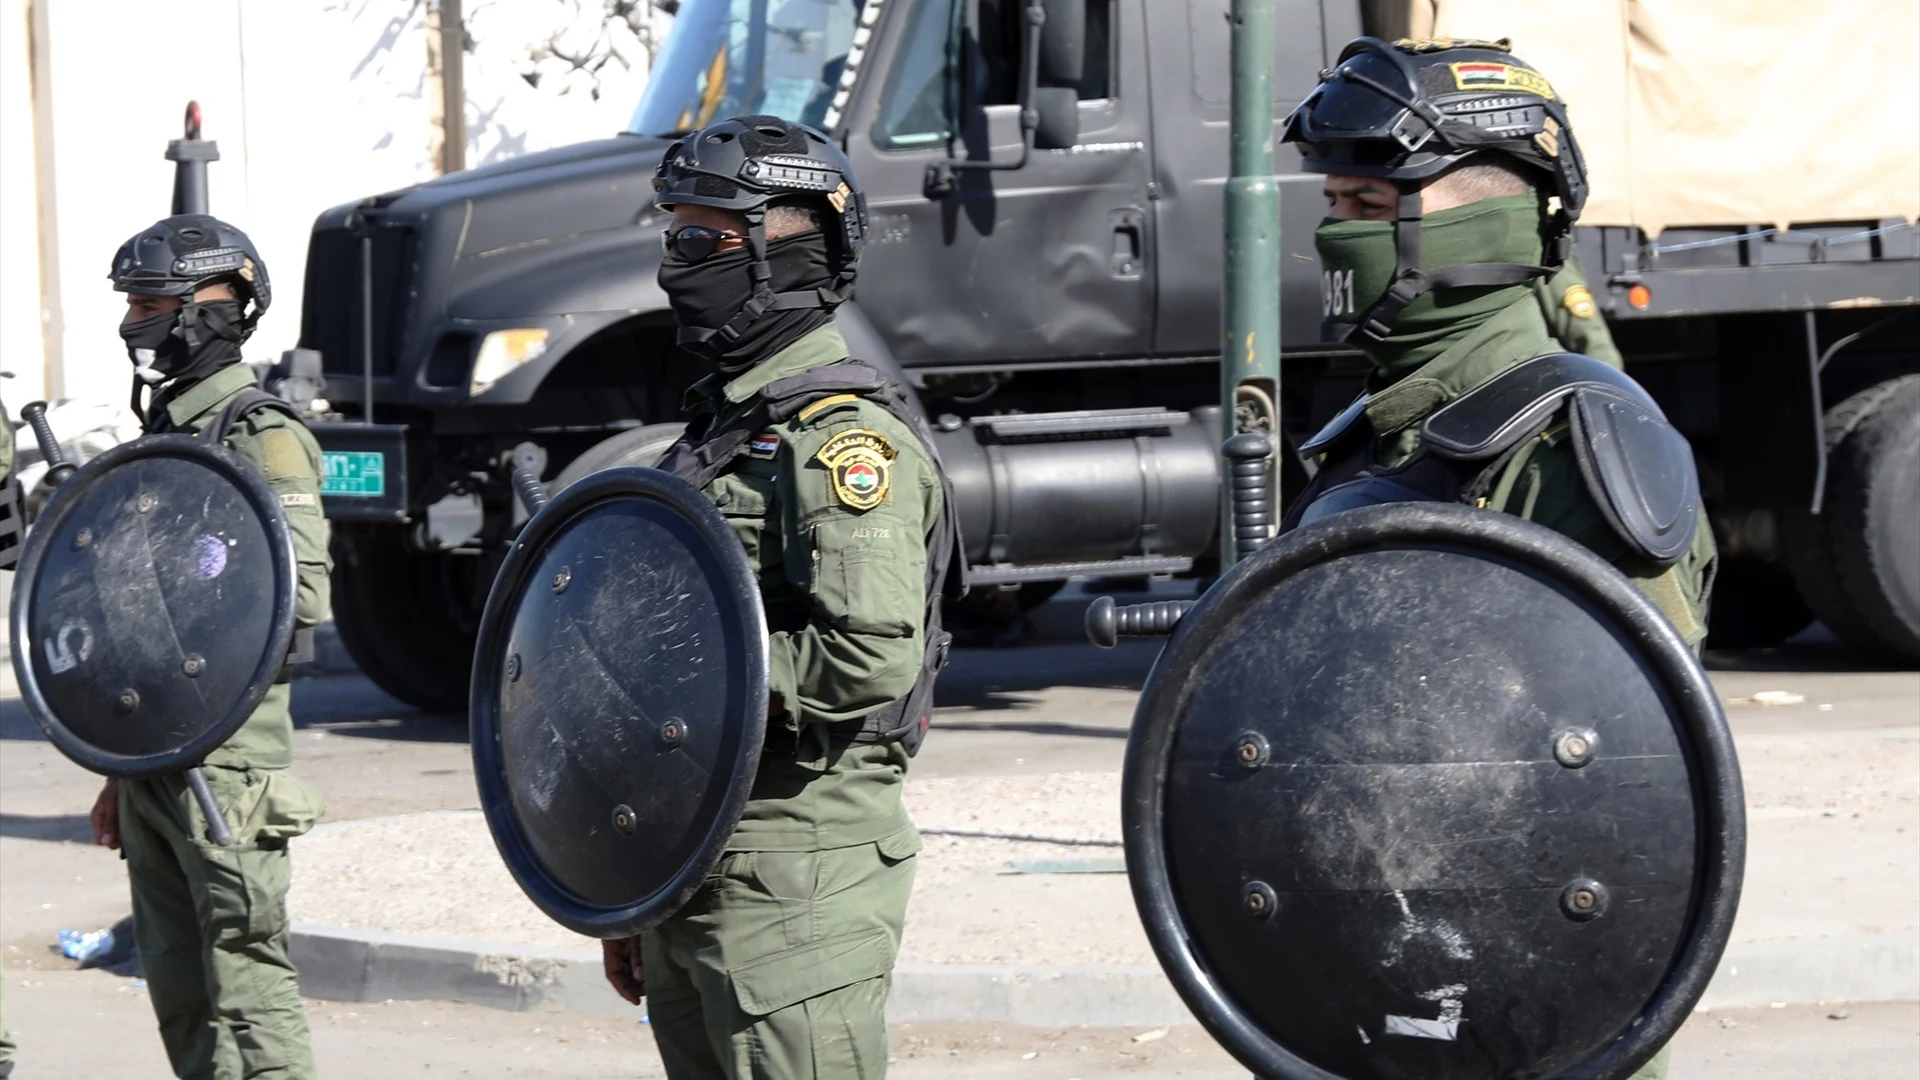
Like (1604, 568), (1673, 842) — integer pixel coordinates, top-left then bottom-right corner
(290, 923), (1919, 1024)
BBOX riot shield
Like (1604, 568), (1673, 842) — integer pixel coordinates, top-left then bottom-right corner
(1125, 501), (1743, 1080)
(470, 466), (770, 939)
(9, 434), (298, 778)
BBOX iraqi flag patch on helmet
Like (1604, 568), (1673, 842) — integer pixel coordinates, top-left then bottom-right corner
(1448, 61), (1555, 100)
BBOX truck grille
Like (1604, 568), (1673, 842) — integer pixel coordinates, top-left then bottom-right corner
(299, 222), (417, 377)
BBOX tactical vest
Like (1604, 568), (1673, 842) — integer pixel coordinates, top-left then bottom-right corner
(658, 360), (966, 758)
(1282, 353), (1701, 566)
(187, 387), (318, 665)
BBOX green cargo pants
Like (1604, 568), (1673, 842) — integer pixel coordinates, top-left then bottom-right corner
(642, 828), (921, 1079)
(0, 961), (16, 1077)
(119, 764), (322, 1080)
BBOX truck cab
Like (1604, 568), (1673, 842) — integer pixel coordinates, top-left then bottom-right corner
(293, 0), (1919, 711)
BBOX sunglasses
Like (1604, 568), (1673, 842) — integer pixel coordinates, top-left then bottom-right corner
(661, 225), (746, 264)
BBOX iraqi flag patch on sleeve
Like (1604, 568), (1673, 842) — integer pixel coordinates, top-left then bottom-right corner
(749, 432), (782, 459)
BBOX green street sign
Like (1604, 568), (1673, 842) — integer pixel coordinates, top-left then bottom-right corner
(322, 450), (386, 497)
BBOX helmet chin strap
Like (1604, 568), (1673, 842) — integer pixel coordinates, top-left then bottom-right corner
(1325, 182), (1560, 346)
(675, 209), (854, 359)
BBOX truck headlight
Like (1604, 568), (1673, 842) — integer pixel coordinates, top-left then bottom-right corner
(469, 328), (550, 396)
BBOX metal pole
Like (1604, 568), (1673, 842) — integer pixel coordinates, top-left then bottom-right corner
(360, 231), (375, 425)
(1220, 0), (1281, 569)
(439, 0), (466, 175)
(165, 101), (219, 216)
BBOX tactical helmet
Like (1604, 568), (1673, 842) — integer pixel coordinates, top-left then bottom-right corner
(1283, 38), (1588, 343)
(652, 116), (868, 352)
(109, 214), (271, 333)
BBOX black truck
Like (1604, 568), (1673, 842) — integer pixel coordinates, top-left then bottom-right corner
(286, 0), (1920, 710)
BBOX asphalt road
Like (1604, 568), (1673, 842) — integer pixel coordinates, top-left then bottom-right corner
(3, 969), (1914, 1079)
(3, 585), (1917, 1078)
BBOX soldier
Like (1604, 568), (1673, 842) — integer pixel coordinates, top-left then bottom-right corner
(0, 384), (19, 571)
(1279, 37), (1719, 1080)
(596, 115), (956, 1079)
(86, 215), (330, 1080)
(0, 382), (13, 1080)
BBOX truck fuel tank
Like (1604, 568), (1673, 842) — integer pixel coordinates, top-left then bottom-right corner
(931, 406), (1224, 577)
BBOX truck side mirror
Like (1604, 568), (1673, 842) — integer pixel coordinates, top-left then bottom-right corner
(923, 0), (1079, 198)
(1032, 87), (1080, 151)
(1037, 0), (1085, 86)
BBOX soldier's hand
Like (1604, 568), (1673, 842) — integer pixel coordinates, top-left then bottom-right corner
(601, 936), (645, 1005)
(90, 779), (120, 850)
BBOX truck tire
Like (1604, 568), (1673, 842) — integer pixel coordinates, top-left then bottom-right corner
(1784, 375), (1920, 661)
(329, 529), (486, 713)
(1704, 558), (1812, 651)
(549, 423), (688, 494)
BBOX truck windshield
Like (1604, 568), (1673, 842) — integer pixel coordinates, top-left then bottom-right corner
(628, 0), (866, 137)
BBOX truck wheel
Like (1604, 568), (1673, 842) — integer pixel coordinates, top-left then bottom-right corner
(329, 529), (485, 712)
(549, 423), (688, 494)
(1784, 375), (1920, 661)
(1704, 558), (1812, 651)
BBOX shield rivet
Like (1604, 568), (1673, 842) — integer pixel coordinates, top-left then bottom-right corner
(137, 493), (157, 513)
(660, 720), (687, 749)
(552, 567), (572, 594)
(1242, 880), (1277, 919)
(505, 653), (522, 682)
(1554, 727), (1599, 768)
(1560, 878), (1608, 921)
(611, 805), (636, 836)
(1235, 731), (1270, 769)
(113, 689), (140, 717)
(74, 528), (93, 550)
(182, 655), (205, 678)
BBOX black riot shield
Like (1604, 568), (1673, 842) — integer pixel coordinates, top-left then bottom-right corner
(470, 466), (770, 939)
(1126, 501), (1743, 1080)
(9, 434), (298, 778)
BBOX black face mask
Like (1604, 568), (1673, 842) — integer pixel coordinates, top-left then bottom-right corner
(657, 232), (838, 377)
(119, 299), (249, 388)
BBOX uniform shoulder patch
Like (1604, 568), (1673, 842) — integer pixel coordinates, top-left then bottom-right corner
(257, 427), (315, 481)
(749, 432), (782, 459)
(795, 393), (864, 424)
(1562, 284), (1597, 320)
(815, 428), (896, 512)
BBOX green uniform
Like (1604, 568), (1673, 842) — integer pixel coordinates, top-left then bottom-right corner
(0, 966), (14, 1077)
(642, 325), (935, 1079)
(0, 391), (13, 483)
(1304, 268), (1710, 1080)
(118, 362), (331, 1080)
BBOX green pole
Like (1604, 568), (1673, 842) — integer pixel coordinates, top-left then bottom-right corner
(1221, 0), (1282, 568)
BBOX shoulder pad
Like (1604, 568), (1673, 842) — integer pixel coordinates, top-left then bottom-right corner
(1299, 392), (1369, 456)
(1424, 353), (1700, 564)
(1423, 353), (1655, 459)
(764, 361), (888, 423)
(204, 388), (302, 446)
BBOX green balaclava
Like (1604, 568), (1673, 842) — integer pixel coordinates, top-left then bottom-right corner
(1315, 193), (1548, 381)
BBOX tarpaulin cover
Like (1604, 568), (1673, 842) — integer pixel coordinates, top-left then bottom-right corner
(1361, 1), (1920, 232)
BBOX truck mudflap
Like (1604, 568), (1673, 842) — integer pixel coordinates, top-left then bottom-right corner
(311, 421), (411, 522)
